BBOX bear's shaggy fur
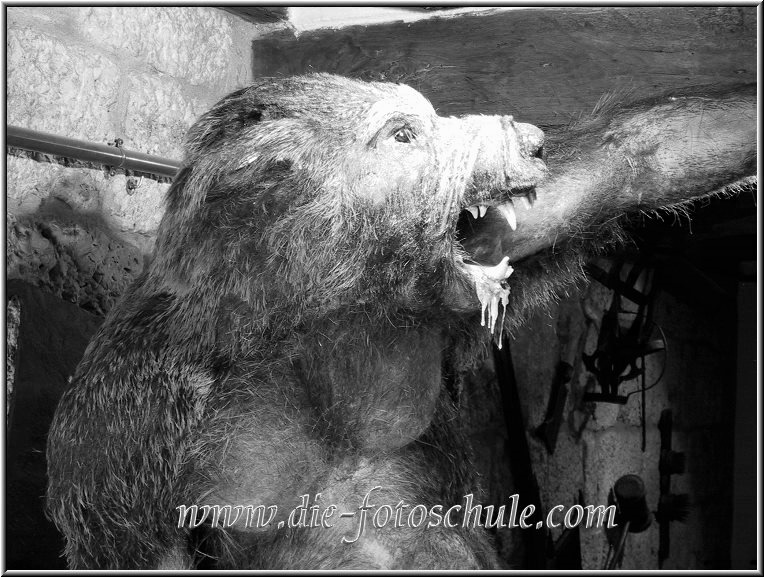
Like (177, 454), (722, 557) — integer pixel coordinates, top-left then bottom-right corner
(46, 74), (755, 569)
(46, 74), (547, 569)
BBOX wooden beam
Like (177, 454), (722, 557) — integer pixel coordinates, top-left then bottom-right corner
(224, 7), (289, 24)
(253, 7), (756, 128)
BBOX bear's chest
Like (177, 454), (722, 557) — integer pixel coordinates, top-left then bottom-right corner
(197, 324), (447, 531)
(294, 321), (445, 452)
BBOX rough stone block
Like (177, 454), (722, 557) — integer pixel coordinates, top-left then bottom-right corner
(6, 156), (167, 250)
(7, 200), (145, 316)
(123, 72), (206, 159)
(99, 174), (168, 245)
(80, 7), (237, 86)
(6, 156), (68, 216)
(6, 24), (120, 140)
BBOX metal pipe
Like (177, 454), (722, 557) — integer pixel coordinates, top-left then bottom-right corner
(6, 125), (181, 180)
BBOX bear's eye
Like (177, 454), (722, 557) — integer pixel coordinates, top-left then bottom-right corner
(394, 127), (415, 143)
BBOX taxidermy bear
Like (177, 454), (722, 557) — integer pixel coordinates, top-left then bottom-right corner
(46, 74), (755, 569)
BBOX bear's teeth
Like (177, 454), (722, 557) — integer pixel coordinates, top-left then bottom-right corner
(497, 201), (517, 231)
(466, 205), (489, 219)
(520, 194), (533, 209)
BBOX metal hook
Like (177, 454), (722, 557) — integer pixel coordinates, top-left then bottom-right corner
(125, 174), (143, 195)
(107, 138), (126, 176)
(112, 138), (126, 168)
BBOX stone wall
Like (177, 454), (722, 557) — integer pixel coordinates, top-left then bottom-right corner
(6, 7), (284, 304)
(509, 269), (739, 570)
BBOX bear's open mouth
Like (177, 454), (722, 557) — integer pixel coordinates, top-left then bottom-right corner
(455, 190), (535, 266)
(454, 189), (537, 345)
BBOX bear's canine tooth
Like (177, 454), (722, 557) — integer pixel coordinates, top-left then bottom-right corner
(467, 206), (479, 219)
(478, 205), (488, 218)
(497, 201), (517, 231)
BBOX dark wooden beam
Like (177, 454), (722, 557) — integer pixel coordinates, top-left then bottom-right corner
(224, 7), (289, 24)
(397, 7), (467, 11)
(252, 7), (756, 128)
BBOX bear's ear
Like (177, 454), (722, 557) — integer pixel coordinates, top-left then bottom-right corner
(185, 88), (285, 156)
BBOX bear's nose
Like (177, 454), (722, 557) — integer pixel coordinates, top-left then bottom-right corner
(499, 116), (544, 159)
(514, 121), (545, 159)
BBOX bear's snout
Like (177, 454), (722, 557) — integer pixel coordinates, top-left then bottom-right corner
(513, 121), (545, 160)
(446, 114), (546, 197)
